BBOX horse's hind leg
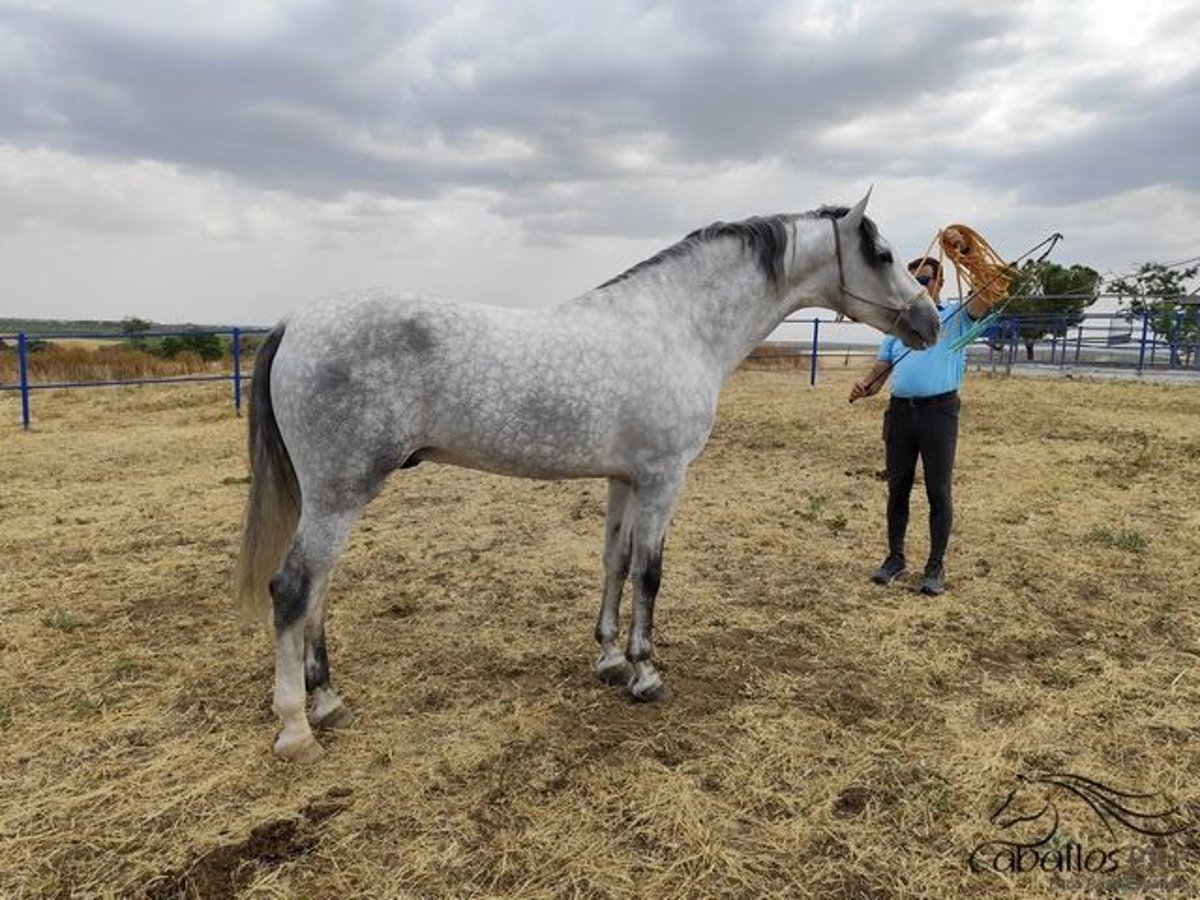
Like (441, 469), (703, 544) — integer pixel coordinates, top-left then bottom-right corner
(593, 478), (634, 685)
(305, 581), (353, 730)
(270, 504), (360, 762)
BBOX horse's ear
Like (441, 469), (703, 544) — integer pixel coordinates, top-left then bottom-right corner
(842, 187), (872, 231)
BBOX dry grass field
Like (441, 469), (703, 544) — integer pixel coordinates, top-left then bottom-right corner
(0, 344), (231, 386)
(1, 366), (1198, 899)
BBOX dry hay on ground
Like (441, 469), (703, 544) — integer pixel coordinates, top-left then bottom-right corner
(1, 368), (1198, 899)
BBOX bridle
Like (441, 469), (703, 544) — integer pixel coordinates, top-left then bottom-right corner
(830, 217), (926, 332)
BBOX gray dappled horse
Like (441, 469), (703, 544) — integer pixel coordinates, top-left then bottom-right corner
(237, 193), (939, 761)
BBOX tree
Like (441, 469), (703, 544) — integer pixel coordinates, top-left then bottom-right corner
(155, 329), (224, 361)
(1000, 260), (1101, 360)
(121, 316), (154, 335)
(1108, 262), (1200, 366)
(121, 316), (155, 353)
(177, 330), (224, 361)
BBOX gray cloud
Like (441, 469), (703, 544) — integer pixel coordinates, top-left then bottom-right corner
(968, 68), (1200, 203)
(0, 0), (1197, 326)
(0, 1), (1022, 215)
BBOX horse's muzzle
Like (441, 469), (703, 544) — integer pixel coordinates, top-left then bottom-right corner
(894, 301), (940, 350)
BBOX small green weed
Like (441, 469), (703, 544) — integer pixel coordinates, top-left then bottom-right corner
(370, 750), (394, 770)
(486, 765), (516, 804)
(1087, 526), (1148, 553)
(800, 494), (827, 522)
(42, 609), (85, 631)
(111, 657), (141, 681)
(70, 694), (103, 718)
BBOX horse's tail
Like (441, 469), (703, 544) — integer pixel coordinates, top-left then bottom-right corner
(236, 323), (301, 624)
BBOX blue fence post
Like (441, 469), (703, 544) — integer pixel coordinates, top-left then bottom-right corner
(18, 332), (30, 430)
(1006, 317), (1019, 374)
(232, 328), (242, 415)
(1171, 308), (1182, 368)
(1193, 309), (1200, 369)
(810, 318), (820, 386)
(1137, 311), (1150, 373)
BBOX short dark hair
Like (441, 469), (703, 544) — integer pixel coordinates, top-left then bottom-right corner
(908, 257), (942, 278)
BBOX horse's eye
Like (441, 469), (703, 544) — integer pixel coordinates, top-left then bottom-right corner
(880, 249), (894, 264)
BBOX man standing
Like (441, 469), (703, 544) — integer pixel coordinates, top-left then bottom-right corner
(849, 256), (993, 595)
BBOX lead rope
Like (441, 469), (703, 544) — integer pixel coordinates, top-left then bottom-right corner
(939, 224), (1025, 352)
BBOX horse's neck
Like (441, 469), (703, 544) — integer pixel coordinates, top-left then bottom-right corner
(578, 227), (832, 378)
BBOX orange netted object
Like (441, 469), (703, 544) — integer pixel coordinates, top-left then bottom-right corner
(939, 224), (1019, 308)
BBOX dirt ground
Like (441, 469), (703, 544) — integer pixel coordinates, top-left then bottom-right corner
(1, 366), (1198, 899)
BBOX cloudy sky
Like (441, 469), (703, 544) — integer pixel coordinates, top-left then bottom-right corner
(1, 0), (1197, 328)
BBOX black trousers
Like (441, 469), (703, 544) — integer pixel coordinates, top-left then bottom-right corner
(883, 392), (960, 568)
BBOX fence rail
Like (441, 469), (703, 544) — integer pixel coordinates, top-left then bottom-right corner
(0, 327), (270, 429)
(749, 307), (1200, 380)
(3, 307), (1198, 429)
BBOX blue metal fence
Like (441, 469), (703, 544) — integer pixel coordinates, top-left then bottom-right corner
(953, 308), (1199, 373)
(751, 308), (1200, 379)
(0, 327), (270, 430)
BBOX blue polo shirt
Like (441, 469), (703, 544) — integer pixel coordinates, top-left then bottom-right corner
(877, 302), (974, 398)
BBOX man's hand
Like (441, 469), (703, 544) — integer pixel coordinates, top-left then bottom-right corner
(849, 360), (891, 402)
(849, 378), (878, 402)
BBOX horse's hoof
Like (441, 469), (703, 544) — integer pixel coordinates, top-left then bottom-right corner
(628, 672), (673, 704)
(274, 732), (325, 764)
(311, 703), (354, 730)
(594, 654), (635, 686)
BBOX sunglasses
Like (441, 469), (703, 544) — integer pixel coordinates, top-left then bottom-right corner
(915, 274), (934, 286)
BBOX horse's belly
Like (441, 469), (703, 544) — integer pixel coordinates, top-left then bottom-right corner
(426, 403), (629, 478)
(421, 445), (624, 481)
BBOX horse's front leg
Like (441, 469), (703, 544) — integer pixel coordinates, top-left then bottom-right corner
(594, 478), (634, 684)
(625, 467), (685, 702)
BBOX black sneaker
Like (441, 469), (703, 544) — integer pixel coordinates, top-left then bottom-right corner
(919, 565), (945, 596)
(871, 554), (906, 585)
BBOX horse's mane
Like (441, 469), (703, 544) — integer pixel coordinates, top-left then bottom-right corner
(596, 207), (891, 292)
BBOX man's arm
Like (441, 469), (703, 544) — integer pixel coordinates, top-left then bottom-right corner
(849, 359), (892, 402)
